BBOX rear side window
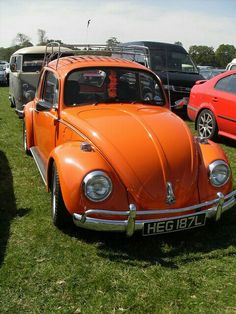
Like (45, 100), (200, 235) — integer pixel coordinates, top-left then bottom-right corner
(215, 74), (236, 94)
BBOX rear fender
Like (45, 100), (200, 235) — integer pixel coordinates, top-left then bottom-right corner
(47, 142), (129, 215)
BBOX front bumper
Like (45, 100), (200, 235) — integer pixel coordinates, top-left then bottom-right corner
(73, 190), (236, 237)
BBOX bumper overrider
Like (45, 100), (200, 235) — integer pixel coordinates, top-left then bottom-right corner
(73, 190), (236, 237)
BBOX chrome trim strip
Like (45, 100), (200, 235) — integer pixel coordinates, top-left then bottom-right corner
(59, 119), (86, 140)
(30, 147), (47, 185)
(217, 115), (236, 123)
(73, 190), (236, 236)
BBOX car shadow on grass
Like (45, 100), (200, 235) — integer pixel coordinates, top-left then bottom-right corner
(0, 150), (16, 267)
(0, 151), (30, 267)
(217, 136), (236, 149)
(63, 206), (236, 269)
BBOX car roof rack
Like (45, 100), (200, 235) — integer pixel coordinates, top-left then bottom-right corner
(43, 42), (75, 69)
(44, 42), (151, 69)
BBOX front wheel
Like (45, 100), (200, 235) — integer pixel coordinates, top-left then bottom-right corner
(196, 109), (218, 140)
(51, 163), (72, 229)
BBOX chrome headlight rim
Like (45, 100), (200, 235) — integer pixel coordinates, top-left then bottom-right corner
(83, 170), (113, 202)
(208, 160), (231, 187)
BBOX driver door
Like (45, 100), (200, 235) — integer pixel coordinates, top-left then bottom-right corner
(33, 70), (59, 166)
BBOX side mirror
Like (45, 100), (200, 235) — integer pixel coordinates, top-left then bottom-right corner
(10, 63), (17, 72)
(36, 101), (51, 112)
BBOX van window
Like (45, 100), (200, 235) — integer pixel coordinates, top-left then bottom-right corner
(22, 54), (44, 72)
(150, 49), (198, 73)
(10, 55), (22, 71)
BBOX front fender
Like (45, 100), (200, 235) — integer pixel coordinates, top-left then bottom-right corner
(197, 139), (233, 202)
(47, 142), (129, 215)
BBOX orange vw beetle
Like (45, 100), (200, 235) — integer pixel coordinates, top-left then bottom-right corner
(23, 53), (236, 236)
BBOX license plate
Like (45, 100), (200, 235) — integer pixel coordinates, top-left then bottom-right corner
(143, 213), (206, 236)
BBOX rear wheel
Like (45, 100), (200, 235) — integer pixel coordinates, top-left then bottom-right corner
(197, 109), (218, 140)
(51, 163), (72, 229)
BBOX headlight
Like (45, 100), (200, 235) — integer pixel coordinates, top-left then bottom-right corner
(83, 171), (112, 202)
(208, 160), (230, 187)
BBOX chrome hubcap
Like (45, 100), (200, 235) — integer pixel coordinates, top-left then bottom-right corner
(198, 112), (213, 138)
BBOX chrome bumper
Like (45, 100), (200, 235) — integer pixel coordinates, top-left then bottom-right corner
(73, 190), (236, 237)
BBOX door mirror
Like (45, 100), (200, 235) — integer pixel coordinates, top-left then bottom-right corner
(36, 101), (51, 112)
(10, 63), (17, 72)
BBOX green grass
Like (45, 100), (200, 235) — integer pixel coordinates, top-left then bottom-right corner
(0, 86), (236, 314)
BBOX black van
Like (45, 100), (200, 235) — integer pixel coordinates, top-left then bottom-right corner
(120, 41), (204, 109)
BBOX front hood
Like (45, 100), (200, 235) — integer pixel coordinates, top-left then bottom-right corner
(62, 104), (199, 209)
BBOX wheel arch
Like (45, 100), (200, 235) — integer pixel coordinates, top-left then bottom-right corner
(194, 104), (217, 130)
(46, 142), (128, 215)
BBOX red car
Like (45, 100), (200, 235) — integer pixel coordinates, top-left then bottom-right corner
(188, 70), (236, 140)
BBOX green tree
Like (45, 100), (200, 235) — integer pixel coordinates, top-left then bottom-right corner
(106, 37), (120, 48)
(37, 29), (47, 45)
(13, 33), (33, 47)
(189, 45), (216, 66)
(174, 41), (183, 47)
(215, 44), (236, 68)
(0, 45), (22, 61)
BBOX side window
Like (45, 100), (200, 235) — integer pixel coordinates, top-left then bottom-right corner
(140, 72), (164, 104)
(41, 71), (58, 107)
(10, 56), (22, 72)
(16, 56), (22, 71)
(215, 74), (236, 94)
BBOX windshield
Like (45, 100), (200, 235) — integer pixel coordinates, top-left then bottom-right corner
(22, 54), (44, 72)
(64, 67), (165, 106)
(150, 49), (199, 74)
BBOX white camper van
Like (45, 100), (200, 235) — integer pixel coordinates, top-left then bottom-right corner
(9, 45), (73, 117)
(226, 58), (236, 71)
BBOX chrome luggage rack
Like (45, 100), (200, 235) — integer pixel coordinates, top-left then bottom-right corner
(43, 42), (151, 69)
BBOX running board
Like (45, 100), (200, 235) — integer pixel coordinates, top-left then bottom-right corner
(30, 147), (47, 185)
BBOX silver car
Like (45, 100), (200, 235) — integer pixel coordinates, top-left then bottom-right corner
(0, 60), (8, 85)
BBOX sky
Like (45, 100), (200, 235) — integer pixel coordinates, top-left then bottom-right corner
(0, 0), (236, 51)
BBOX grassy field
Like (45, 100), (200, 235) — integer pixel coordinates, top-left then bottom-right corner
(0, 86), (236, 314)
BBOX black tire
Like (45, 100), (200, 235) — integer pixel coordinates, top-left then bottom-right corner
(51, 163), (72, 229)
(196, 109), (218, 140)
(23, 121), (31, 155)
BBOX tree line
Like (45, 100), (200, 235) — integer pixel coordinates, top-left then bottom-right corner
(0, 30), (235, 68)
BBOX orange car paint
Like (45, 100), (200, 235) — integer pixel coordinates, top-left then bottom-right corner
(23, 55), (235, 235)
